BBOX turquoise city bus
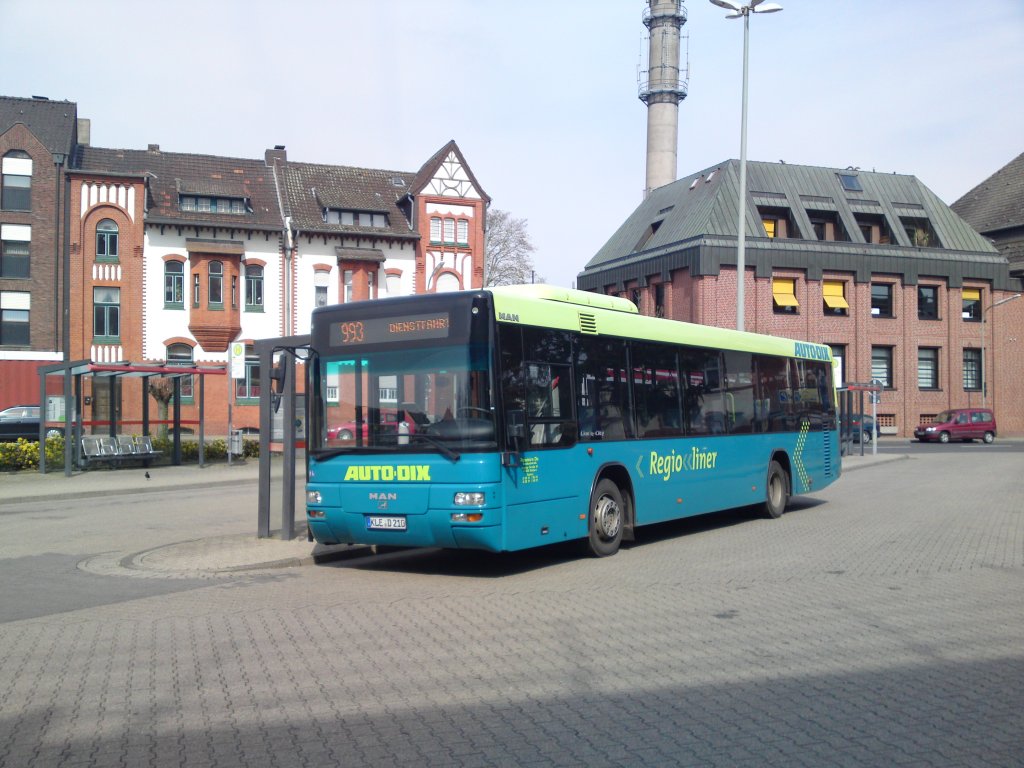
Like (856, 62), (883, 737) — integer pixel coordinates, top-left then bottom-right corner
(305, 284), (840, 556)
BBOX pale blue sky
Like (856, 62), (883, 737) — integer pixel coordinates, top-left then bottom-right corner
(4, 0), (1022, 289)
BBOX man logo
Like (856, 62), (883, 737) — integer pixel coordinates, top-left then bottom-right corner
(369, 491), (397, 510)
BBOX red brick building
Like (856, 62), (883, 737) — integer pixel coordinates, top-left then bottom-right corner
(578, 160), (1024, 436)
(0, 96), (80, 411)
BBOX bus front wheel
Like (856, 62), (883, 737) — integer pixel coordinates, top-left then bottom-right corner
(763, 460), (790, 519)
(587, 478), (624, 557)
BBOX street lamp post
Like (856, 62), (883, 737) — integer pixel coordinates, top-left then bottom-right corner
(709, 0), (782, 332)
(981, 292), (1021, 408)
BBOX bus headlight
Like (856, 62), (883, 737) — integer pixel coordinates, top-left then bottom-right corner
(307, 490), (322, 504)
(453, 492), (486, 506)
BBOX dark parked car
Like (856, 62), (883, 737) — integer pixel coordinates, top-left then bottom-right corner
(0, 405), (63, 442)
(847, 413), (879, 443)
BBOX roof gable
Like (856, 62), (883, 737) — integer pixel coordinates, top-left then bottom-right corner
(410, 140), (489, 201)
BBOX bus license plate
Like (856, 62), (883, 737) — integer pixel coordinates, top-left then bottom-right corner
(366, 516), (407, 531)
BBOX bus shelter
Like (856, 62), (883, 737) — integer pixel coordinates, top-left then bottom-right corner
(255, 334), (310, 540)
(838, 381), (883, 457)
(37, 360), (226, 475)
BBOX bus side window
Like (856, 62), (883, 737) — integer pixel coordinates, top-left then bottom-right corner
(576, 336), (633, 441)
(723, 350), (755, 434)
(754, 354), (793, 432)
(525, 362), (574, 448)
(498, 325), (526, 448)
(632, 341), (682, 438)
(679, 346), (720, 436)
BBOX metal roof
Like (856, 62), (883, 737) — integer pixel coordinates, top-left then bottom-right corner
(578, 160), (1012, 291)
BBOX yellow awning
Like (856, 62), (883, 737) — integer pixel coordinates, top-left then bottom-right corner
(962, 288), (980, 301)
(772, 279), (799, 307)
(823, 281), (849, 309)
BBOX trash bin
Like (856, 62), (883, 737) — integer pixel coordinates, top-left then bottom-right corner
(229, 429), (243, 456)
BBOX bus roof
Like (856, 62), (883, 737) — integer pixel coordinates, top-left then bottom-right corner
(487, 284), (832, 361)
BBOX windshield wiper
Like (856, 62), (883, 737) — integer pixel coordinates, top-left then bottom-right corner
(409, 433), (461, 462)
(309, 445), (396, 460)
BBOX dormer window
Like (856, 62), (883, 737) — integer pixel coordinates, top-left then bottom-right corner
(323, 209), (388, 228)
(900, 217), (940, 248)
(179, 195), (248, 214)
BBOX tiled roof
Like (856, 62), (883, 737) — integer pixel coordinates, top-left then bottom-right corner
(76, 146), (283, 230)
(951, 152), (1024, 235)
(0, 95), (78, 156)
(280, 161), (417, 239)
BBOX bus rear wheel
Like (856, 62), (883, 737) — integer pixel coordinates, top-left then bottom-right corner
(587, 478), (624, 557)
(763, 460), (790, 519)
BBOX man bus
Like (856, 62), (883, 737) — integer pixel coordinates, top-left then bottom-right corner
(305, 284), (839, 557)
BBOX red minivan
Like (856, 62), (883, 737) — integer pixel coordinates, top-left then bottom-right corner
(914, 408), (997, 443)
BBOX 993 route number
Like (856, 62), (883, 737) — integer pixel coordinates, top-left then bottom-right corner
(340, 321), (365, 344)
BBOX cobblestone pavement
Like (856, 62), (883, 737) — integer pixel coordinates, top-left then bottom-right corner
(1, 450), (1022, 767)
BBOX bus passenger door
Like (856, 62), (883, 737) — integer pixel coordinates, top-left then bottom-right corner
(499, 331), (581, 549)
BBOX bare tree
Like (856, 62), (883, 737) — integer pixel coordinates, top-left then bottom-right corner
(148, 378), (174, 439)
(484, 209), (541, 286)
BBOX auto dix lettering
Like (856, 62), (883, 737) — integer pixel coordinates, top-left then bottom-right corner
(343, 465), (431, 481)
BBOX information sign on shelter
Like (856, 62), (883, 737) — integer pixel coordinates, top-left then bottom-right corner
(230, 342), (247, 380)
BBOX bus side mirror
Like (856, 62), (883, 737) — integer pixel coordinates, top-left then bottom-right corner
(269, 362), (286, 394)
(502, 409), (526, 468)
(506, 409), (525, 440)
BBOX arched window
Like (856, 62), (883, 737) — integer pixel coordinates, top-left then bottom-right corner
(96, 219), (119, 261)
(164, 261), (184, 307)
(244, 264), (264, 309)
(167, 343), (194, 400)
(208, 261), (223, 305)
(1, 150), (32, 211)
(435, 272), (460, 293)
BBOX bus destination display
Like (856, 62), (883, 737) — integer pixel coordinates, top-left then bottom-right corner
(330, 313), (451, 347)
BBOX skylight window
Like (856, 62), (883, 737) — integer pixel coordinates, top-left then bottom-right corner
(689, 178), (700, 190)
(838, 173), (863, 192)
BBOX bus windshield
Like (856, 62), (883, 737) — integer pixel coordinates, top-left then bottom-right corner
(311, 343), (496, 456)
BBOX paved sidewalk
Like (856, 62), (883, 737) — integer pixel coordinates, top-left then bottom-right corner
(2, 448), (906, 578)
(1, 457), (267, 505)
